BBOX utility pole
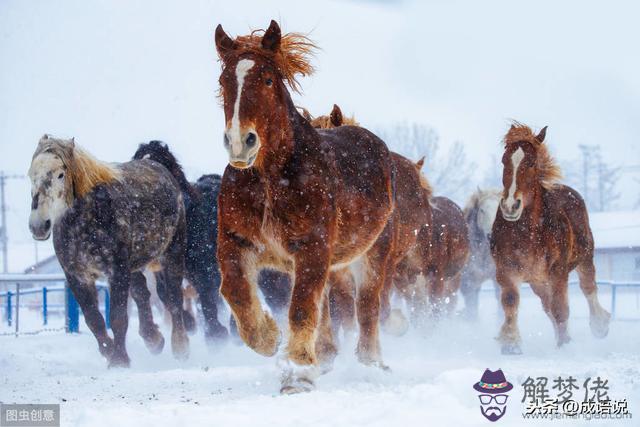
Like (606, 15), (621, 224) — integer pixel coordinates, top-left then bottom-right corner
(0, 172), (26, 273)
(0, 172), (7, 273)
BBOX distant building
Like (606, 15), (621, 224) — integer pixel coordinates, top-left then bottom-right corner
(590, 211), (640, 282)
(23, 255), (63, 275)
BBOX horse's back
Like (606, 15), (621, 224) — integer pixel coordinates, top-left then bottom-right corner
(318, 126), (393, 202)
(431, 196), (470, 276)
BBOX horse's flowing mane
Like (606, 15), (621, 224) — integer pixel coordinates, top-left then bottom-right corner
(225, 27), (317, 93)
(503, 122), (562, 190)
(34, 136), (121, 198)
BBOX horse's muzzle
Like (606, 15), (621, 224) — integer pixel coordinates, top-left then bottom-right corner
(500, 198), (522, 222)
(30, 219), (51, 241)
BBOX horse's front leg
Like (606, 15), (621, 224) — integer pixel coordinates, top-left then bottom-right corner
(281, 240), (331, 394)
(549, 268), (571, 347)
(219, 239), (280, 357)
(495, 269), (522, 355)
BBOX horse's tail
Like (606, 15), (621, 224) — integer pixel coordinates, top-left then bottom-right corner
(133, 141), (200, 203)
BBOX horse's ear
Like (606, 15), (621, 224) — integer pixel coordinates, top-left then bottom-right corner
(262, 20), (281, 52)
(536, 126), (548, 143)
(416, 156), (425, 170)
(300, 108), (312, 121)
(69, 137), (75, 147)
(215, 24), (236, 58)
(330, 104), (343, 127)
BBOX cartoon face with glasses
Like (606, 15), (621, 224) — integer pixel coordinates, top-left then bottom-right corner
(473, 369), (513, 422)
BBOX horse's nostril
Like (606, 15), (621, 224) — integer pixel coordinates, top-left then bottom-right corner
(245, 132), (257, 148)
(223, 134), (230, 148)
(515, 199), (521, 209)
(44, 220), (51, 230)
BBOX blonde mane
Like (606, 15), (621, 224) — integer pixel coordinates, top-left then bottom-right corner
(413, 157), (433, 194)
(223, 26), (317, 94)
(33, 135), (121, 199)
(503, 122), (562, 190)
(306, 104), (360, 129)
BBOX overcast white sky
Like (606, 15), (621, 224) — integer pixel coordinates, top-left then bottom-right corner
(1, 0), (639, 271)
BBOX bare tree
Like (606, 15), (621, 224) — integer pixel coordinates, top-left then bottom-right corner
(377, 122), (476, 202)
(561, 145), (620, 212)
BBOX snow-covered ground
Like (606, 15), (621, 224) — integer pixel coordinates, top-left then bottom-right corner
(1, 285), (639, 427)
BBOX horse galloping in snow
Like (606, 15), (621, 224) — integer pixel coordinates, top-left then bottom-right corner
(215, 21), (396, 393)
(490, 123), (610, 354)
(133, 141), (229, 345)
(460, 188), (501, 319)
(28, 136), (189, 367)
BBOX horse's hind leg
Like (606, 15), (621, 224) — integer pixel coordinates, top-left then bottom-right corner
(156, 266), (190, 360)
(130, 272), (165, 355)
(356, 226), (392, 369)
(549, 269), (571, 347)
(315, 287), (337, 372)
(65, 274), (114, 361)
(190, 272), (228, 346)
(495, 269), (522, 354)
(577, 260), (610, 338)
(444, 274), (461, 317)
(329, 268), (357, 340)
(460, 272), (481, 320)
(108, 266), (133, 368)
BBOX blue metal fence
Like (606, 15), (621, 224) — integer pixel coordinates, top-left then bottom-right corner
(1, 274), (110, 336)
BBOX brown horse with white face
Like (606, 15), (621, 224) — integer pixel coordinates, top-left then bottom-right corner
(490, 123), (610, 354)
(215, 21), (395, 393)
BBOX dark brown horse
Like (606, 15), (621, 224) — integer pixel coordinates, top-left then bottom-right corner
(215, 21), (396, 393)
(391, 160), (470, 325)
(491, 123), (610, 354)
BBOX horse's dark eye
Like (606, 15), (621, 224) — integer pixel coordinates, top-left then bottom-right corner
(265, 78), (273, 86)
(58, 172), (64, 179)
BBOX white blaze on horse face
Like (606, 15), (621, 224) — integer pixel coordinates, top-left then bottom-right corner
(506, 147), (524, 207)
(228, 59), (255, 156)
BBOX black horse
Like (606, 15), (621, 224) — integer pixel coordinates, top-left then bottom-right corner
(133, 141), (229, 344)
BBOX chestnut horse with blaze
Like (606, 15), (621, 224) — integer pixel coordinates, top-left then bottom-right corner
(215, 21), (396, 393)
(491, 123), (610, 354)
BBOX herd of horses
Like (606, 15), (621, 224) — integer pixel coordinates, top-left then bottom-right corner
(27, 20), (611, 394)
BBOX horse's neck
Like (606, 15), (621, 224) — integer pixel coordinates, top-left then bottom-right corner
(260, 109), (317, 189)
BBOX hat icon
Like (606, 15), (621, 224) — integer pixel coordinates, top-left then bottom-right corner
(473, 369), (513, 394)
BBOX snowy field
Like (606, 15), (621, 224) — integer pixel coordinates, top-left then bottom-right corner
(1, 285), (638, 427)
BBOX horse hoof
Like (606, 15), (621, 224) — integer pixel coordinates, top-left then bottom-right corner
(252, 315), (281, 357)
(171, 332), (190, 361)
(381, 309), (409, 337)
(183, 310), (197, 335)
(280, 377), (315, 395)
(98, 339), (114, 359)
(108, 353), (131, 369)
(590, 313), (610, 339)
(205, 324), (229, 346)
(501, 343), (522, 355)
(144, 330), (165, 355)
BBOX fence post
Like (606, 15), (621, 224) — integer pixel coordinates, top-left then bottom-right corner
(42, 286), (48, 326)
(15, 283), (20, 337)
(6, 290), (11, 326)
(104, 287), (110, 329)
(65, 281), (79, 333)
(610, 284), (617, 320)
